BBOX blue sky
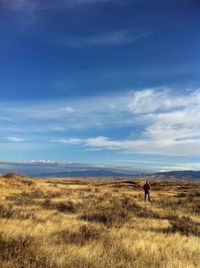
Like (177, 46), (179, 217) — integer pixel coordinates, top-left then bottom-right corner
(0, 0), (200, 171)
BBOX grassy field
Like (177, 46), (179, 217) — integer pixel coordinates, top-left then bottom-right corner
(0, 174), (200, 268)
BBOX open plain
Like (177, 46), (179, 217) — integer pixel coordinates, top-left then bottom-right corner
(0, 174), (200, 268)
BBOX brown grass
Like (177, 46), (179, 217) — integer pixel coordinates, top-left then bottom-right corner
(168, 216), (200, 237)
(0, 176), (200, 267)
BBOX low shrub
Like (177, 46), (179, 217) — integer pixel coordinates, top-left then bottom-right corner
(80, 197), (160, 227)
(6, 193), (35, 206)
(45, 191), (62, 198)
(20, 180), (34, 186)
(168, 216), (200, 237)
(176, 193), (187, 198)
(55, 201), (76, 213)
(55, 224), (100, 245)
(0, 204), (13, 219)
(27, 189), (46, 199)
(0, 204), (35, 220)
(0, 234), (33, 261)
(119, 197), (161, 219)
(2, 173), (17, 179)
(0, 234), (53, 267)
(81, 213), (110, 225)
(42, 199), (76, 213)
(42, 198), (52, 209)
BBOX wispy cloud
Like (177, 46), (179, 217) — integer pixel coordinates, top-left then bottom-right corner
(128, 88), (200, 114)
(111, 159), (200, 172)
(0, 0), (38, 11)
(1, 0), (150, 47)
(50, 138), (82, 145)
(52, 135), (200, 157)
(55, 30), (153, 48)
(47, 88), (200, 156)
(53, 0), (127, 8)
(1, 0), (139, 11)
(4, 137), (30, 142)
(1, 87), (200, 157)
(59, 106), (75, 113)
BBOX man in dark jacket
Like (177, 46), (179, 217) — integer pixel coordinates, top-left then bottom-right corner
(143, 181), (151, 202)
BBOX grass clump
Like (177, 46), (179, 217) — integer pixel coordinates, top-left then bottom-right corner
(0, 234), (53, 268)
(42, 199), (77, 213)
(0, 204), (35, 220)
(0, 204), (13, 219)
(6, 193), (35, 206)
(80, 197), (160, 227)
(168, 216), (200, 237)
(55, 201), (76, 213)
(55, 224), (101, 245)
(1, 173), (17, 179)
(0, 234), (33, 261)
(80, 198), (129, 227)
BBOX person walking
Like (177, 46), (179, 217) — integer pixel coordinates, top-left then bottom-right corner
(143, 181), (151, 202)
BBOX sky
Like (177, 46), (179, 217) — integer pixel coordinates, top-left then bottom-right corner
(0, 0), (200, 171)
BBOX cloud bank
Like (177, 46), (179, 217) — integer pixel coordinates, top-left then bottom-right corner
(1, 87), (199, 157)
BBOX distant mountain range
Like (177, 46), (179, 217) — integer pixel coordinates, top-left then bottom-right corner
(0, 161), (199, 179)
(0, 161), (142, 177)
(153, 170), (200, 179)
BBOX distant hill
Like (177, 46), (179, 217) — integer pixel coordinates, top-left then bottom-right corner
(0, 161), (199, 179)
(0, 161), (143, 178)
(37, 170), (133, 178)
(153, 170), (200, 180)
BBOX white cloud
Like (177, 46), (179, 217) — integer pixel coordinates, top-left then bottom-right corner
(47, 88), (200, 156)
(4, 137), (30, 142)
(112, 159), (200, 171)
(50, 138), (82, 145)
(1, 87), (200, 157)
(128, 88), (198, 114)
(158, 163), (200, 172)
(85, 136), (122, 149)
(85, 136), (200, 156)
(60, 106), (75, 113)
(31, 160), (56, 163)
(51, 135), (200, 157)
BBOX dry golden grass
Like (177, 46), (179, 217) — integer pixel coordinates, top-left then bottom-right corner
(0, 175), (200, 268)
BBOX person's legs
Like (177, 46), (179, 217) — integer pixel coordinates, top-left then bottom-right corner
(144, 192), (148, 201)
(148, 192), (151, 202)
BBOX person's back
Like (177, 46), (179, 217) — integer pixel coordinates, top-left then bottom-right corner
(143, 182), (151, 192)
(143, 181), (151, 201)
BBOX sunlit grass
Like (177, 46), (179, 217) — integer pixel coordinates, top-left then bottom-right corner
(0, 175), (200, 267)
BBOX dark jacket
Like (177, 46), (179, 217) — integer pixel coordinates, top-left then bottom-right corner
(143, 183), (151, 193)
